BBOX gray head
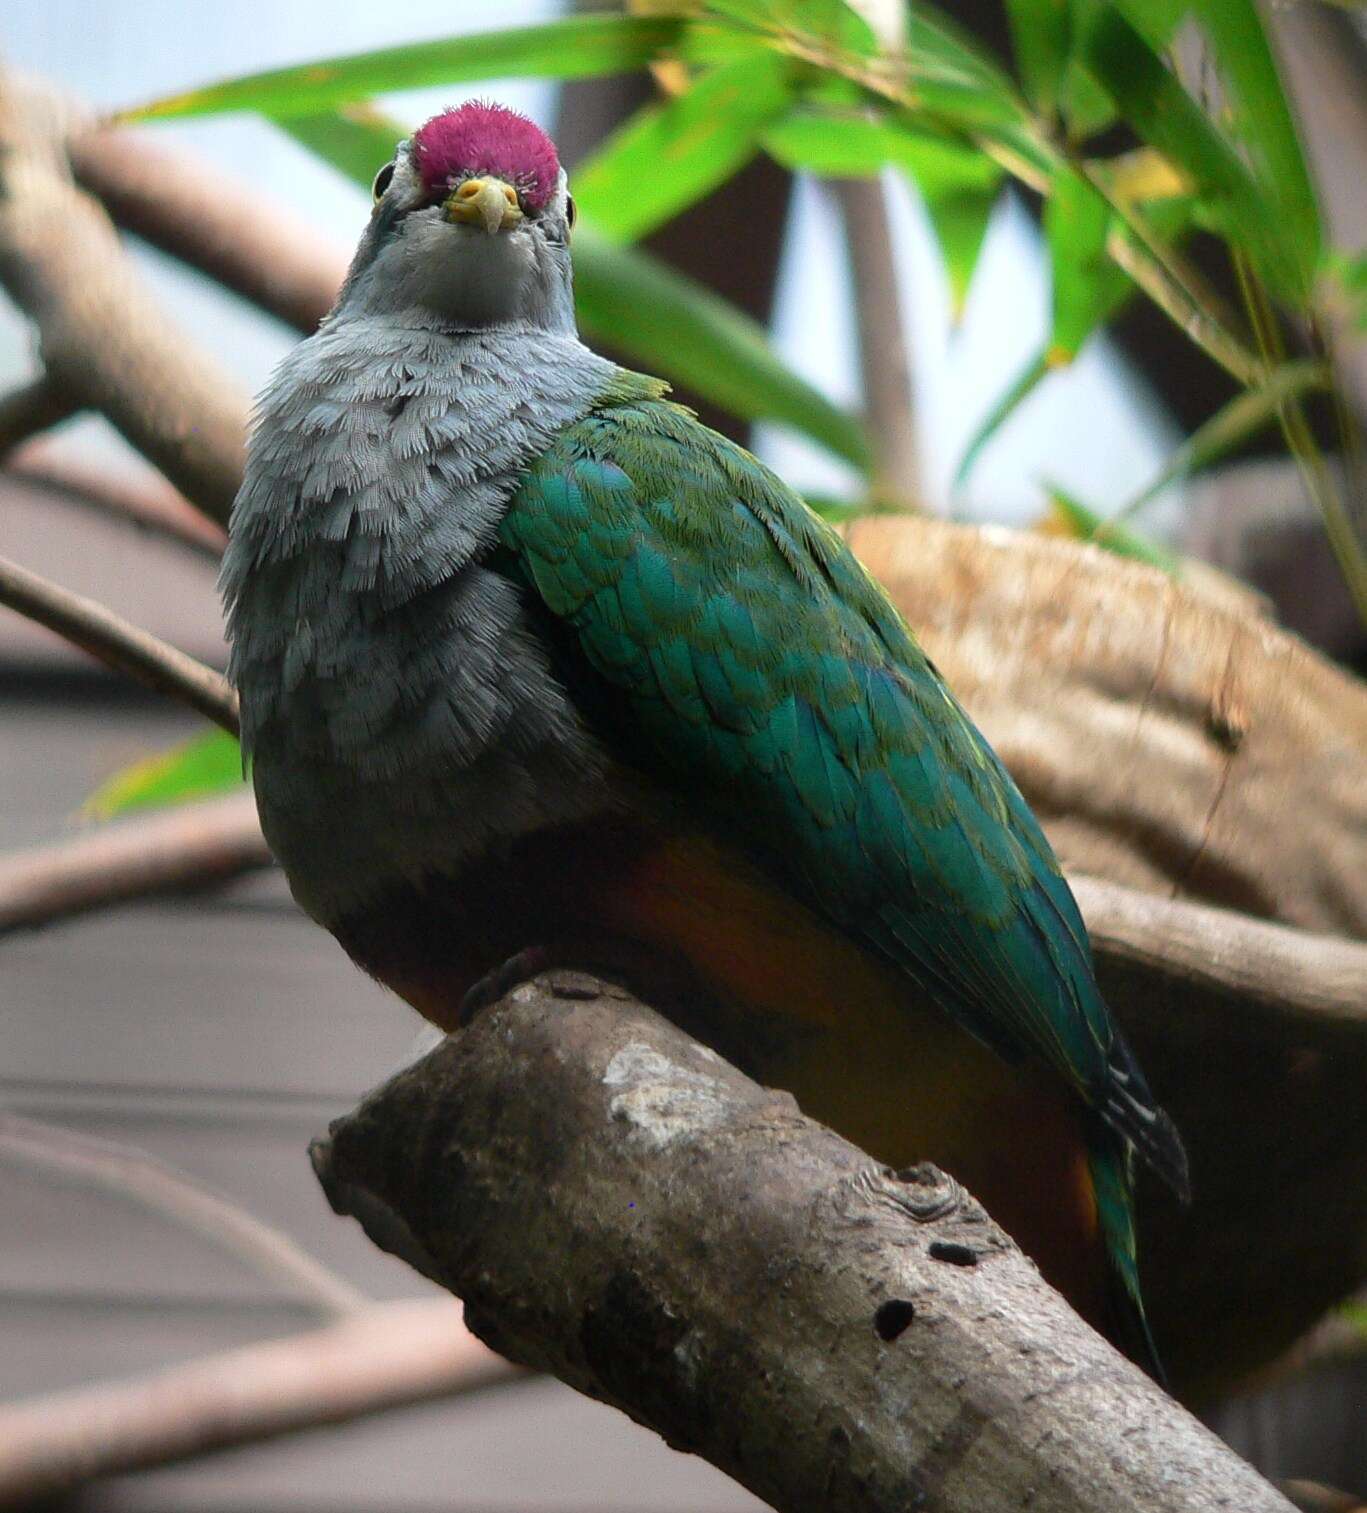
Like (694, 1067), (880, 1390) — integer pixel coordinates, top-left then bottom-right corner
(333, 101), (578, 333)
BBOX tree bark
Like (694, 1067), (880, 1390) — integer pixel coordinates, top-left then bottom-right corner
(0, 72), (247, 524)
(313, 972), (1295, 1513)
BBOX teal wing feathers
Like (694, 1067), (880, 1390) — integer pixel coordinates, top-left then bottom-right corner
(499, 382), (1188, 1212)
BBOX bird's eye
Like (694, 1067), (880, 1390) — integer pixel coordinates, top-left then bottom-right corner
(565, 195), (577, 234)
(372, 162), (395, 202)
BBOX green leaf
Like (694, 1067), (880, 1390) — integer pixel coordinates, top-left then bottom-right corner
(926, 188), (997, 314)
(281, 103), (403, 186)
(1324, 249), (1367, 331)
(1005, 0), (1072, 119)
(762, 110), (999, 310)
(119, 14), (702, 121)
(574, 221), (870, 467)
(761, 108), (997, 189)
(85, 730), (246, 821)
(1045, 167), (1133, 360)
(1042, 483), (1179, 572)
(572, 52), (795, 245)
(704, 0), (879, 56)
(1183, 0), (1322, 276)
(953, 347), (1047, 487)
(1115, 358), (1330, 516)
(1074, 5), (1308, 300)
(274, 109), (871, 470)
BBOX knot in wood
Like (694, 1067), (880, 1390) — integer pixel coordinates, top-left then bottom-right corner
(890, 1163), (964, 1222)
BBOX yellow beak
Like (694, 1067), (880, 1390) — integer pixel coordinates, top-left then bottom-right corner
(443, 177), (523, 235)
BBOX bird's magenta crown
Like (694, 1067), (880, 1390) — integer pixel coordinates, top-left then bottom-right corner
(413, 102), (560, 211)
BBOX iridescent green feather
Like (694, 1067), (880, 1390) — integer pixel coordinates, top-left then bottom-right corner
(499, 375), (1186, 1363)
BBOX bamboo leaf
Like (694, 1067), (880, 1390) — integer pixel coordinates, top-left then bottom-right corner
(953, 347), (1047, 487)
(1004, 0), (1072, 119)
(1181, 0), (1322, 276)
(572, 52), (795, 245)
(1041, 483), (1179, 572)
(1116, 359), (1330, 517)
(85, 730), (246, 821)
(573, 221), (870, 466)
(119, 14), (709, 121)
(762, 110), (999, 311)
(704, 0), (878, 56)
(1045, 168), (1133, 361)
(281, 104), (404, 187)
(1074, 6), (1308, 301)
(275, 109), (871, 470)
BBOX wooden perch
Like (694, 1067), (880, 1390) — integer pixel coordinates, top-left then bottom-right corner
(313, 973), (1296, 1513)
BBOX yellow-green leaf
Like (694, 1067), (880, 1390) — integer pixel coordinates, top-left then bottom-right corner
(85, 730), (246, 821)
(573, 52), (795, 245)
(119, 14), (708, 122)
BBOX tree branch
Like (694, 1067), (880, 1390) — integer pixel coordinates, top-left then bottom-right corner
(0, 70), (247, 524)
(0, 793), (267, 935)
(6, 437), (227, 561)
(0, 1113), (364, 1318)
(1071, 874), (1367, 1034)
(0, 375), (79, 456)
(0, 553), (238, 732)
(0, 1299), (519, 1507)
(312, 973), (1295, 1513)
(67, 126), (348, 337)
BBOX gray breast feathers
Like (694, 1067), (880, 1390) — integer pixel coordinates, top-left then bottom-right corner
(222, 318), (620, 925)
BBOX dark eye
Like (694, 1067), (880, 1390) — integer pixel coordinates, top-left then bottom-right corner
(565, 194), (577, 233)
(372, 162), (395, 203)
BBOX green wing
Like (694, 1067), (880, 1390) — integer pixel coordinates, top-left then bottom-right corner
(500, 379), (1185, 1202)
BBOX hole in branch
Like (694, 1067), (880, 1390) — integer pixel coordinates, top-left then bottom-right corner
(928, 1241), (978, 1267)
(874, 1299), (916, 1341)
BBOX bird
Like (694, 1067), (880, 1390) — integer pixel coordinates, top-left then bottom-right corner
(222, 100), (1188, 1375)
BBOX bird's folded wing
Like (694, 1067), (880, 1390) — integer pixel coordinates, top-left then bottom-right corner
(498, 383), (1185, 1195)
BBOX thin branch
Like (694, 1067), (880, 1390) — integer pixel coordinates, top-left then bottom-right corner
(1071, 874), (1367, 1034)
(0, 374), (79, 457)
(0, 793), (267, 936)
(0, 70), (247, 525)
(0, 1113), (364, 1318)
(0, 1299), (520, 1507)
(313, 974), (1297, 1513)
(6, 437), (226, 561)
(0, 553), (238, 733)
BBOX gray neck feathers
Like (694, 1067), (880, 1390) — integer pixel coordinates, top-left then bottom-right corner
(222, 316), (620, 923)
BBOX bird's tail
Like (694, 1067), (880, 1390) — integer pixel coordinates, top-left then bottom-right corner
(1087, 1130), (1167, 1387)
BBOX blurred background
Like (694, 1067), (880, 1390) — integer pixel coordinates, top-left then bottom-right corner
(2, 1), (1365, 1509)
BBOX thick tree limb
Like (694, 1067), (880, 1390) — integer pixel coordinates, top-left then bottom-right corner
(6, 438), (227, 561)
(0, 72), (247, 524)
(313, 973), (1294, 1513)
(0, 793), (267, 935)
(67, 126), (348, 338)
(0, 1299), (519, 1508)
(0, 553), (238, 731)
